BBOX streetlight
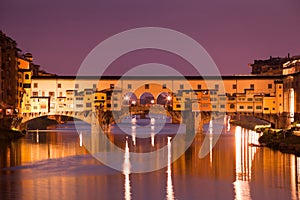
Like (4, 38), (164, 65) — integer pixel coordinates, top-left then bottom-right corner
(166, 96), (172, 101)
(131, 100), (136, 106)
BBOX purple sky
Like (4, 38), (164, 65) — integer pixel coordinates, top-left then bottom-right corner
(1, 0), (300, 75)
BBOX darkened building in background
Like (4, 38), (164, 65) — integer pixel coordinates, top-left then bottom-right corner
(251, 55), (291, 75)
(0, 31), (19, 110)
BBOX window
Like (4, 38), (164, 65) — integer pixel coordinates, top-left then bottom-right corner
(197, 84), (201, 90)
(93, 84), (96, 89)
(162, 84), (167, 89)
(23, 83), (31, 88)
(180, 84), (184, 89)
(32, 91), (38, 96)
(230, 104), (235, 109)
(42, 91), (45, 96)
(49, 92), (55, 97)
(212, 105), (217, 108)
(279, 94), (282, 97)
(176, 104), (181, 108)
(110, 84), (114, 89)
(272, 108), (275, 110)
(145, 84), (149, 89)
(279, 85), (282, 89)
(255, 98), (262, 102)
(58, 83), (61, 88)
(76, 104), (83, 108)
(25, 74), (29, 80)
(247, 98), (253, 101)
(128, 84), (132, 89)
(239, 106), (244, 109)
(256, 106), (262, 109)
(86, 103), (92, 108)
(215, 84), (219, 90)
(247, 106), (253, 109)
(114, 104), (118, 108)
(228, 97), (235, 101)
(232, 84), (237, 89)
(268, 84), (272, 89)
(264, 107), (269, 110)
(75, 84), (79, 89)
(220, 105), (225, 108)
(250, 84), (254, 89)
(34, 83), (38, 88)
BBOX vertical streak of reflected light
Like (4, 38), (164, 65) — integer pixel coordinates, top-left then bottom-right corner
(290, 155), (297, 200)
(79, 132), (82, 147)
(131, 125), (136, 146)
(166, 136), (175, 200)
(234, 126), (250, 200)
(151, 126), (155, 147)
(209, 134), (213, 166)
(234, 126), (262, 200)
(123, 139), (131, 200)
(227, 116), (231, 132)
(36, 131), (39, 144)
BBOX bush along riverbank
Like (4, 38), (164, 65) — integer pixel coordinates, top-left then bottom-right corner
(258, 127), (300, 156)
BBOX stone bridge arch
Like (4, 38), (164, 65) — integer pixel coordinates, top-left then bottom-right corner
(21, 111), (95, 125)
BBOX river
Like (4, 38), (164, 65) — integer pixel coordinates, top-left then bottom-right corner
(0, 120), (300, 200)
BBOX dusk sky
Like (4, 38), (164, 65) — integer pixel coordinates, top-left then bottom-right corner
(1, 0), (300, 75)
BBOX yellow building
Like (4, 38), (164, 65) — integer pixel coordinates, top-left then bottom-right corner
(18, 57), (33, 113)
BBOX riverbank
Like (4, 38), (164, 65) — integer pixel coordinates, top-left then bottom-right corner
(230, 115), (271, 130)
(0, 128), (25, 140)
(258, 129), (300, 156)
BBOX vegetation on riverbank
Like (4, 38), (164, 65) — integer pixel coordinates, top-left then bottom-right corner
(258, 128), (300, 156)
(230, 115), (300, 155)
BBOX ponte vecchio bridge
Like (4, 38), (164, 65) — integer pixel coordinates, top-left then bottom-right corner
(18, 74), (298, 129)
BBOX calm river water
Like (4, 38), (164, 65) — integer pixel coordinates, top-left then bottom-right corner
(0, 120), (300, 200)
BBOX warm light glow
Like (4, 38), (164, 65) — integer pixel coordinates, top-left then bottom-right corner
(151, 126), (155, 147)
(123, 140), (131, 200)
(289, 88), (295, 122)
(166, 96), (172, 101)
(79, 132), (82, 147)
(151, 99), (155, 104)
(233, 126), (262, 200)
(131, 100), (136, 105)
(124, 96), (129, 101)
(166, 136), (175, 200)
(150, 118), (155, 125)
(36, 131), (39, 143)
(131, 125), (136, 146)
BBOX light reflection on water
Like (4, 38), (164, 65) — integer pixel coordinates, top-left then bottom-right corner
(0, 121), (300, 199)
